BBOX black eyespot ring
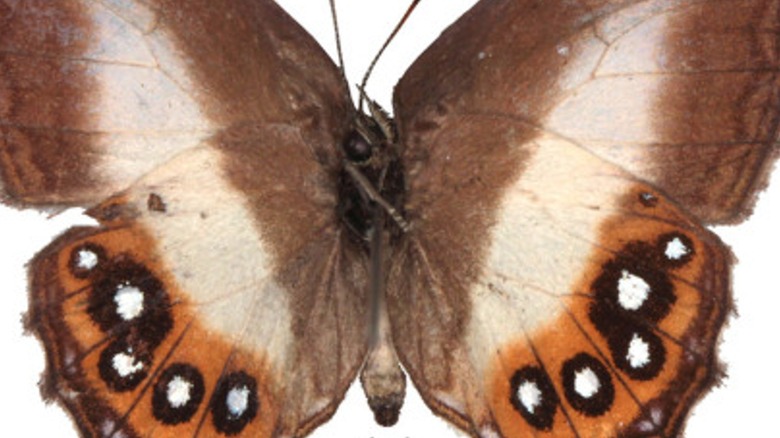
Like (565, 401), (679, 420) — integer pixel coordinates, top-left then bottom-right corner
(561, 353), (615, 417)
(152, 363), (205, 425)
(98, 338), (151, 392)
(211, 371), (260, 435)
(509, 366), (559, 430)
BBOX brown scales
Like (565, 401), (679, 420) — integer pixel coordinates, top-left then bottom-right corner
(2, 0), (779, 437)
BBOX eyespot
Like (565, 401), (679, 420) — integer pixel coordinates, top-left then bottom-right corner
(561, 353), (614, 417)
(68, 243), (107, 279)
(98, 338), (151, 392)
(211, 371), (260, 435)
(638, 192), (658, 207)
(656, 232), (694, 268)
(88, 260), (173, 348)
(152, 363), (205, 425)
(587, 304), (667, 381)
(590, 244), (676, 323)
(509, 366), (559, 430)
(610, 323), (666, 381)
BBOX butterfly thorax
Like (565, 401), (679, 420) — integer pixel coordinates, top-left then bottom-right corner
(337, 110), (406, 244)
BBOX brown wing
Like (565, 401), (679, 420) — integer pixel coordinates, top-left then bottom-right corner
(395, 0), (780, 226)
(0, 0), (350, 207)
(388, 0), (777, 436)
(2, 1), (367, 436)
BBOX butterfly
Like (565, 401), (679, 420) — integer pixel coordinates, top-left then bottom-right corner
(1, 0), (779, 437)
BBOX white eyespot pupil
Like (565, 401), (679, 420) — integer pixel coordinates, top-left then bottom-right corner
(651, 406), (664, 425)
(617, 270), (651, 311)
(100, 420), (119, 438)
(114, 283), (144, 321)
(112, 352), (144, 378)
(665, 237), (689, 261)
(76, 249), (99, 270)
(166, 376), (193, 408)
(574, 367), (600, 399)
(627, 333), (651, 369)
(556, 44), (570, 56)
(226, 386), (251, 418)
(640, 192), (657, 203)
(517, 381), (542, 414)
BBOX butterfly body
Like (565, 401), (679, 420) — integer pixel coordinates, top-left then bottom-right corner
(1, 0), (778, 437)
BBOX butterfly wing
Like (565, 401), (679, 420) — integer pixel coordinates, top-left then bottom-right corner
(390, 0), (777, 436)
(0, 0), (349, 207)
(395, 0), (779, 226)
(2, 1), (365, 436)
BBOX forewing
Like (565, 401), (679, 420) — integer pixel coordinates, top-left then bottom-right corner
(395, 0), (780, 225)
(0, 0), (349, 207)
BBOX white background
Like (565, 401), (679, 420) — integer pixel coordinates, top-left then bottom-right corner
(1, 1), (778, 436)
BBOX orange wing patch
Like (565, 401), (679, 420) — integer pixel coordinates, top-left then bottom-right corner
(28, 223), (281, 437)
(487, 185), (730, 437)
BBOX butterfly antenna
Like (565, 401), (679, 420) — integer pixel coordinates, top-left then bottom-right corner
(357, 0), (421, 112)
(328, 0), (353, 104)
